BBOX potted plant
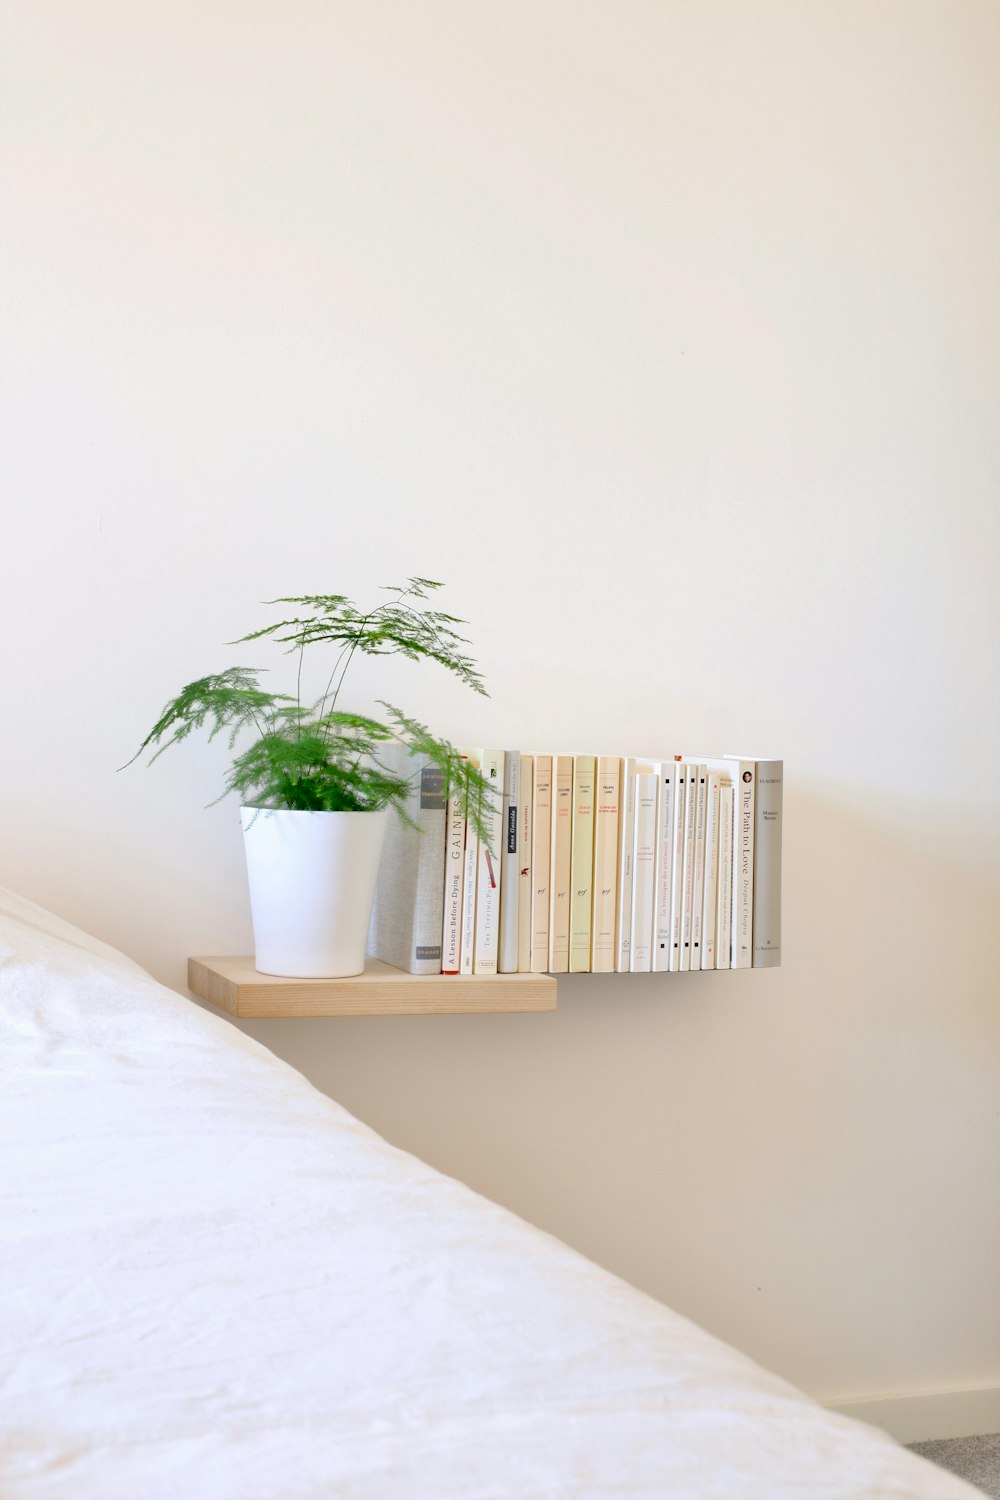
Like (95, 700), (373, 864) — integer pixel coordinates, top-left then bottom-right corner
(126, 579), (495, 978)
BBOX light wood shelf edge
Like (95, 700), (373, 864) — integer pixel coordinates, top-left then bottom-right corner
(188, 956), (558, 1017)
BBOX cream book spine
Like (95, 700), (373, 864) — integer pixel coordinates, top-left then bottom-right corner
(716, 784), (734, 970)
(569, 754), (596, 973)
(652, 760), (675, 972)
(723, 756), (756, 969)
(699, 770), (721, 969)
(473, 748), (505, 975)
(440, 760), (467, 974)
(614, 757), (637, 972)
(679, 760), (698, 971)
(458, 753), (481, 975)
(530, 755), (552, 973)
(668, 760), (686, 972)
(517, 754), (534, 972)
(548, 754), (573, 973)
(629, 772), (657, 971)
(591, 756), (621, 973)
(689, 765), (708, 969)
(498, 750), (521, 974)
(751, 758), (782, 968)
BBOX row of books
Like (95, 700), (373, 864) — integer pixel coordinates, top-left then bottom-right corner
(368, 747), (782, 976)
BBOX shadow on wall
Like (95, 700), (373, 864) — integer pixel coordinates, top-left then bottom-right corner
(230, 786), (1000, 1396)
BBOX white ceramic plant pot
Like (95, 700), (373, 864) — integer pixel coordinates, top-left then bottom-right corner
(241, 807), (389, 978)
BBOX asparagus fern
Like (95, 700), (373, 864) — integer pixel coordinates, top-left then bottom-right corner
(125, 580), (497, 843)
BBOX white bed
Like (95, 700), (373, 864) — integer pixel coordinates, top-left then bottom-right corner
(0, 888), (974, 1498)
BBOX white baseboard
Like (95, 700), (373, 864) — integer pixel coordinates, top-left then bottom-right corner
(824, 1384), (1000, 1444)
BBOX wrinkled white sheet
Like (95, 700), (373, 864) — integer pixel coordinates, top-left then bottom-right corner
(0, 888), (974, 1499)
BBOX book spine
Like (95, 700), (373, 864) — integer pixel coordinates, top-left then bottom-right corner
(458, 753), (481, 975)
(367, 744), (448, 975)
(679, 761), (698, 971)
(752, 759), (782, 967)
(473, 749), (504, 975)
(689, 765), (708, 969)
(548, 754), (573, 973)
(629, 772), (657, 971)
(440, 762), (467, 974)
(614, 758), (637, 972)
(591, 756), (621, 972)
(668, 761), (686, 972)
(517, 755), (534, 972)
(498, 751), (521, 973)
(652, 760), (675, 972)
(530, 755), (552, 973)
(716, 784), (734, 970)
(569, 755), (596, 972)
(729, 759), (756, 969)
(699, 770), (721, 969)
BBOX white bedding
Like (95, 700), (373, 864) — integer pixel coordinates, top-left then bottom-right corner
(0, 889), (974, 1499)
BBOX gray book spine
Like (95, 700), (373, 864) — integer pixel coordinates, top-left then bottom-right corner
(368, 746), (447, 974)
(752, 760), (783, 968)
(497, 751), (520, 973)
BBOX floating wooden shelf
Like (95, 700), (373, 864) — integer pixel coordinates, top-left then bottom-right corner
(188, 956), (558, 1017)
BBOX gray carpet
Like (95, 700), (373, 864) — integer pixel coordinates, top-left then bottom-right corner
(908, 1434), (1000, 1498)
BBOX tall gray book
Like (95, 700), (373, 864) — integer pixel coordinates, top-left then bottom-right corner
(367, 744), (447, 975)
(752, 759), (783, 968)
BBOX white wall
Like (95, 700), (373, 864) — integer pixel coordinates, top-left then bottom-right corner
(2, 0), (998, 1421)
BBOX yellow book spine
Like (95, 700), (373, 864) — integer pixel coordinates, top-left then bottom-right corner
(548, 755), (573, 973)
(569, 755), (596, 972)
(530, 756), (553, 973)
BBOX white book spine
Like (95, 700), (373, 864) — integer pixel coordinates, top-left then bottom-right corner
(498, 751), (520, 974)
(517, 755), (533, 972)
(652, 760), (675, 972)
(751, 759), (782, 968)
(668, 762), (686, 972)
(440, 764), (467, 974)
(629, 773), (657, 972)
(716, 784), (734, 970)
(726, 759), (756, 969)
(699, 771), (721, 969)
(591, 756), (621, 973)
(679, 762), (698, 971)
(530, 756), (552, 973)
(473, 749), (504, 975)
(614, 758), (637, 972)
(458, 754), (481, 976)
(548, 755), (573, 973)
(689, 765), (708, 969)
